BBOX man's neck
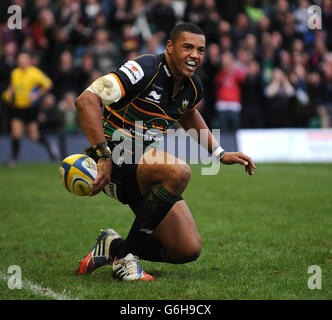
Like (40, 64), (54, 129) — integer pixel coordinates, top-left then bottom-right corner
(164, 52), (184, 97)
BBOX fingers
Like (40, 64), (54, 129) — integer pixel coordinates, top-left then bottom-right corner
(239, 153), (255, 169)
(245, 163), (255, 176)
(89, 159), (112, 196)
(89, 175), (108, 196)
(235, 153), (256, 176)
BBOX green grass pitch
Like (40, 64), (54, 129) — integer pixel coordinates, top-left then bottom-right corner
(0, 162), (331, 300)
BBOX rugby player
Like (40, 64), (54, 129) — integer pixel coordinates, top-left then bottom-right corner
(75, 23), (255, 281)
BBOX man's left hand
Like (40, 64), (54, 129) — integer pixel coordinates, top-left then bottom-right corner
(220, 152), (256, 175)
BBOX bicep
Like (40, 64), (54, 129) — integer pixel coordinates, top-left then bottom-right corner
(86, 73), (124, 106)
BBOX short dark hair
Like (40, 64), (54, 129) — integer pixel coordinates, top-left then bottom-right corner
(169, 22), (205, 43)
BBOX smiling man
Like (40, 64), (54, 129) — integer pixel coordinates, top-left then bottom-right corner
(74, 23), (255, 281)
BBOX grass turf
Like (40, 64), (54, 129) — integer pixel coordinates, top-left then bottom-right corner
(0, 162), (331, 300)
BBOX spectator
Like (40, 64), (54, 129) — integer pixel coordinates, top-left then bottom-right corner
(147, 0), (176, 37)
(264, 68), (295, 128)
(231, 13), (252, 49)
(52, 50), (80, 100)
(81, 0), (102, 26)
(129, 0), (152, 43)
(140, 33), (165, 55)
(0, 41), (17, 133)
(46, 27), (71, 74)
(241, 33), (259, 60)
(87, 28), (121, 74)
(309, 38), (328, 71)
(289, 63), (311, 127)
(307, 71), (323, 127)
(241, 59), (264, 128)
(78, 53), (96, 93)
(57, 91), (80, 158)
(198, 43), (221, 129)
(38, 92), (60, 134)
(293, 0), (311, 36)
(218, 34), (233, 53)
(202, 0), (220, 44)
(54, 0), (80, 26)
(260, 43), (277, 86)
(270, 0), (290, 33)
(120, 24), (141, 56)
(110, 0), (135, 37)
(322, 0), (332, 50)
(214, 51), (246, 133)
(280, 12), (298, 51)
(183, 0), (206, 30)
(316, 53), (332, 128)
(30, 7), (55, 51)
(0, 41), (17, 94)
(218, 19), (232, 37)
(256, 14), (271, 37)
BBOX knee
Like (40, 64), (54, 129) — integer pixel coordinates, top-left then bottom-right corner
(170, 239), (201, 264)
(167, 163), (191, 190)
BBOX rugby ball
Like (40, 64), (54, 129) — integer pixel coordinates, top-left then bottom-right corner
(59, 154), (97, 196)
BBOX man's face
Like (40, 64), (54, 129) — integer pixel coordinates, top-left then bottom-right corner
(17, 53), (31, 69)
(166, 31), (205, 79)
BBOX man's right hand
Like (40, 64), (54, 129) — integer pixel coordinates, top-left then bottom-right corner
(89, 159), (112, 196)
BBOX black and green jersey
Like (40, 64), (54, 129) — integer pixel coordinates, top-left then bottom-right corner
(102, 53), (203, 150)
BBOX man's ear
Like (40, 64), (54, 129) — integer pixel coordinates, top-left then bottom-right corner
(165, 40), (174, 55)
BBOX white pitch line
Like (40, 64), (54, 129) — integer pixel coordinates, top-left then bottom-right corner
(0, 271), (78, 300)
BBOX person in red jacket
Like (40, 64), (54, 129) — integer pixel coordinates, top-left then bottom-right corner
(214, 51), (246, 133)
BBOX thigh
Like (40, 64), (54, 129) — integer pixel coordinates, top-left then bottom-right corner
(26, 121), (40, 141)
(152, 200), (201, 258)
(11, 118), (24, 138)
(137, 148), (189, 197)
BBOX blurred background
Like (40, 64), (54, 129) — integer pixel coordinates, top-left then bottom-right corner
(0, 0), (331, 163)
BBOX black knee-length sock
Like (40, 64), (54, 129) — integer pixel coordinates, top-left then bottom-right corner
(110, 184), (182, 260)
(11, 138), (20, 161)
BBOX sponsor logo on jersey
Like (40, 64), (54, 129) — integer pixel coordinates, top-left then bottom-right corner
(145, 117), (169, 135)
(119, 60), (144, 84)
(145, 90), (162, 103)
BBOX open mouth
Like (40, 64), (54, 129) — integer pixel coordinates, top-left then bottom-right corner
(185, 61), (197, 71)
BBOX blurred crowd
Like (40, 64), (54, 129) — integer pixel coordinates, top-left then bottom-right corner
(0, 0), (332, 154)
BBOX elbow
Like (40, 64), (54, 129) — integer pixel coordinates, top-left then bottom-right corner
(74, 97), (80, 111)
(74, 95), (84, 111)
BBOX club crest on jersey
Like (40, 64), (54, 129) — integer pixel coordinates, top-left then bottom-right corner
(178, 99), (189, 114)
(119, 60), (144, 84)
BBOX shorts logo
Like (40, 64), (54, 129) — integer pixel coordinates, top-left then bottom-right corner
(119, 60), (144, 84)
(104, 182), (118, 200)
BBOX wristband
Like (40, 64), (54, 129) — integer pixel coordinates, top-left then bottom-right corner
(212, 146), (225, 160)
(93, 142), (112, 159)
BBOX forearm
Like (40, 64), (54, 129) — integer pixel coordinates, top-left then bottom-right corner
(75, 90), (113, 196)
(178, 109), (222, 155)
(75, 90), (106, 146)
